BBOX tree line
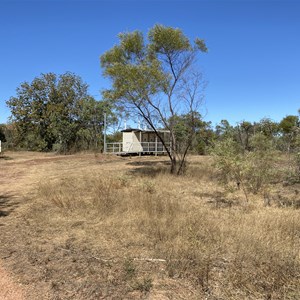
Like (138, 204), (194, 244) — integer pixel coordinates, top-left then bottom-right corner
(2, 72), (116, 153)
(1, 24), (299, 176)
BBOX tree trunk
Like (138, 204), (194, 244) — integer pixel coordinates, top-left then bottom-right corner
(170, 156), (177, 174)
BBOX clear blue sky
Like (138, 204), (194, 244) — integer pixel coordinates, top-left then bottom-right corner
(1, 0), (300, 126)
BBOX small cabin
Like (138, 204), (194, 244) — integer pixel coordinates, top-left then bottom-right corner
(105, 128), (170, 155)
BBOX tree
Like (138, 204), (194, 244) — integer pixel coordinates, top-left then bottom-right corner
(279, 115), (299, 153)
(0, 125), (6, 142)
(255, 118), (279, 139)
(279, 115), (299, 134)
(75, 96), (116, 151)
(193, 120), (215, 155)
(6, 72), (114, 152)
(236, 121), (253, 152)
(172, 112), (214, 155)
(215, 120), (234, 139)
(101, 24), (207, 174)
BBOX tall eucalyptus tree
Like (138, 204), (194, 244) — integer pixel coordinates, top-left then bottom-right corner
(101, 24), (207, 174)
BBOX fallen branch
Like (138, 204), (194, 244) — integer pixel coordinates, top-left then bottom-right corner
(133, 258), (166, 263)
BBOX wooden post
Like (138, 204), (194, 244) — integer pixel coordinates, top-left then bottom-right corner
(139, 131), (142, 156)
(155, 135), (157, 156)
(103, 113), (107, 153)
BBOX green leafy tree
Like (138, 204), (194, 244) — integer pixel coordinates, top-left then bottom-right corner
(75, 97), (116, 151)
(6, 73), (56, 150)
(279, 115), (299, 134)
(215, 119), (234, 139)
(0, 123), (18, 149)
(193, 120), (215, 155)
(101, 24), (207, 174)
(216, 120), (253, 151)
(211, 133), (277, 204)
(278, 115), (299, 153)
(6, 72), (113, 152)
(172, 113), (214, 155)
(236, 121), (253, 152)
(256, 118), (279, 139)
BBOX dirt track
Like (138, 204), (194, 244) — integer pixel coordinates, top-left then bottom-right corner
(0, 151), (170, 299)
(0, 152), (124, 299)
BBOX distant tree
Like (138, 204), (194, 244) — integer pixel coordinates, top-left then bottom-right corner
(279, 115), (299, 134)
(0, 123), (18, 149)
(6, 72), (114, 152)
(75, 96), (116, 151)
(236, 121), (253, 152)
(278, 115), (299, 153)
(101, 24), (207, 174)
(215, 120), (234, 139)
(255, 118), (279, 139)
(0, 125), (6, 142)
(172, 112), (214, 155)
(193, 120), (215, 155)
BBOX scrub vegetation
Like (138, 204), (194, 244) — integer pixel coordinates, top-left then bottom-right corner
(0, 152), (299, 299)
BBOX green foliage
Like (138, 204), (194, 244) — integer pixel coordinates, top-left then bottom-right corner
(211, 137), (243, 185)
(256, 117), (279, 138)
(278, 115), (299, 153)
(0, 125), (6, 142)
(0, 123), (18, 149)
(6, 72), (115, 152)
(211, 133), (278, 202)
(195, 38), (209, 52)
(106, 131), (122, 143)
(148, 24), (191, 54)
(172, 112), (214, 155)
(215, 118), (286, 154)
(245, 134), (277, 194)
(236, 121), (253, 151)
(279, 115), (299, 134)
(215, 119), (234, 139)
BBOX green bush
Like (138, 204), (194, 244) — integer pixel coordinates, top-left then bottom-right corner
(211, 134), (278, 203)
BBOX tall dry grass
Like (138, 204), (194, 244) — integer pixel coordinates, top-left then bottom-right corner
(34, 157), (300, 299)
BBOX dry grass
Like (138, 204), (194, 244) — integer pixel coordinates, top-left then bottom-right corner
(0, 152), (300, 299)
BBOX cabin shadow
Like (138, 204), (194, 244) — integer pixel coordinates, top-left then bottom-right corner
(0, 194), (18, 218)
(126, 159), (170, 177)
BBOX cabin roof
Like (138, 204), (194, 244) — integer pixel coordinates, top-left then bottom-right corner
(121, 128), (169, 133)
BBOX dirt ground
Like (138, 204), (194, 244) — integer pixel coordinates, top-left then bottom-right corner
(0, 152), (127, 299)
(0, 151), (191, 300)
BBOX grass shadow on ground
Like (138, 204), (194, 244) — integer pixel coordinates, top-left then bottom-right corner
(0, 194), (19, 218)
(126, 159), (170, 177)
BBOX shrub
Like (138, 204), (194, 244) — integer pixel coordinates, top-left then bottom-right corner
(211, 134), (278, 203)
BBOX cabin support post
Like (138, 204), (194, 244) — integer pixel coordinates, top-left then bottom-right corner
(139, 131), (142, 156)
(103, 113), (107, 153)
